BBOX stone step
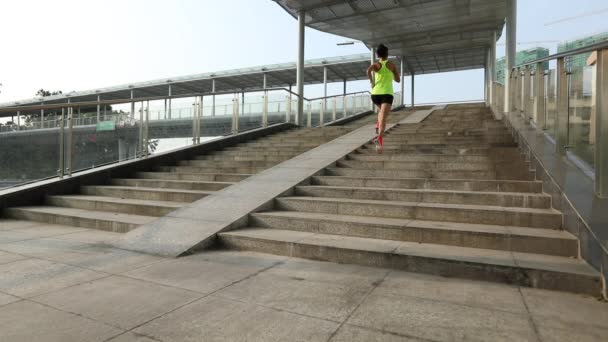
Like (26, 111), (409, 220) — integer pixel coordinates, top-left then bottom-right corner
(242, 142), (323, 148)
(250, 211), (577, 257)
(46, 195), (184, 217)
(326, 167), (499, 180)
(111, 178), (233, 191)
(336, 160), (495, 171)
(194, 155), (292, 162)
(80, 185), (211, 202)
(275, 197), (562, 229)
(311, 176), (542, 193)
(347, 153), (491, 163)
(4, 206), (154, 233)
(218, 228), (601, 296)
(224, 146), (311, 152)
(206, 151), (299, 158)
(356, 147), (491, 155)
(178, 160), (279, 168)
(158, 166), (266, 175)
(294, 185), (551, 209)
(135, 172), (250, 182)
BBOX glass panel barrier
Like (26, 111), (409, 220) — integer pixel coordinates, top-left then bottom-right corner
(529, 71), (536, 123)
(567, 53), (596, 169)
(267, 90), (288, 126)
(147, 98), (194, 155)
(69, 101), (140, 173)
(545, 59), (558, 138)
(0, 109), (62, 189)
(239, 92), (264, 131)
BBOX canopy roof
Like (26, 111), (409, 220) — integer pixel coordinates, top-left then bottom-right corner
(275, 0), (506, 74)
(0, 53), (397, 115)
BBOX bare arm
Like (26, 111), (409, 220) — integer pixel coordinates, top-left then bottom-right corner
(367, 64), (378, 87)
(389, 62), (401, 83)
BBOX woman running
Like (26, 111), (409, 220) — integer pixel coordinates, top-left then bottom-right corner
(367, 44), (400, 149)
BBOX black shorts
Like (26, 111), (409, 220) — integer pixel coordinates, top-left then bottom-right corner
(371, 94), (394, 106)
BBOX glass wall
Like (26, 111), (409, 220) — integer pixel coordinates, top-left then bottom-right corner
(545, 59), (558, 138)
(567, 53), (596, 168)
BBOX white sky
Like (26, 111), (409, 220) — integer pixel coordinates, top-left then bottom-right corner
(1, 0), (607, 106)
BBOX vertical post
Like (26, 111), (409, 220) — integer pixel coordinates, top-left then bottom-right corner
(167, 85), (172, 120)
(535, 62), (546, 129)
(332, 97), (337, 121)
(241, 91), (245, 115)
(484, 51), (489, 104)
(130, 90), (135, 121)
(343, 96), (347, 118)
(400, 57), (405, 106)
(411, 73), (415, 108)
(307, 102), (312, 127)
(323, 66), (328, 98)
(504, 0), (517, 114)
(556, 57), (569, 155)
(138, 102), (144, 157)
(96, 95), (101, 122)
(296, 10), (305, 126)
(16, 111), (20, 131)
(489, 31), (497, 104)
(371, 48), (376, 111)
(523, 66), (531, 122)
(211, 79), (216, 117)
(198, 95), (203, 143)
(232, 93), (239, 133)
(263, 73), (268, 127)
(144, 101), (150, 156)
(58, 108), (65, 178)
(595, 49), (608, 197)
(286, 93), (291, 123)
(319, 99), (324, 126)
(343, 79), (347, 95)
(40, 102), (45, 127)
(67, 107), (73, 176)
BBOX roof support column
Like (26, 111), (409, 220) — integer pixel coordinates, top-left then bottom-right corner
(323, 66), (328, 113)
(504, 0), (517, 115)
(343, 80), (347, 95)
(296, 10), (305, 126)
(411, 73), (415, 108)
(211, 79), (216, 117)
(400, 58), (405, 107)
(595, 48), (608, 197)
(491, 31), (497, 104)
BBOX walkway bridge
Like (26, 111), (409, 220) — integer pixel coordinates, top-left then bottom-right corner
(1, 1), (607, 341)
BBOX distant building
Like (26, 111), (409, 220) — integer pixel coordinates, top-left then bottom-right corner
(495, 47), (549, 84)
(558, 32), (608, 69)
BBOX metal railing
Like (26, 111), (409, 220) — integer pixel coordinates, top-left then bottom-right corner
(491, 40), (608, 197)
(0, 87), (377, 190)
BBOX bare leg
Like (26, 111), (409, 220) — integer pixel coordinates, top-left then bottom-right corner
(378, 103), (392, 139)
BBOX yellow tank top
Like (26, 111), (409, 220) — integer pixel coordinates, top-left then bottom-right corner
(372, 60), (394, 95)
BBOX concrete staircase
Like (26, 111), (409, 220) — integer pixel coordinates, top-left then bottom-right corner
(219, 105), (603, 296)
(4, 126), (353, 233)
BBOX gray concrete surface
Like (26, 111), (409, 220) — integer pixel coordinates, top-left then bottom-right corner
(0, 219), (606, 342)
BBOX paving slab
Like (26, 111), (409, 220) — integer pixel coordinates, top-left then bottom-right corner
(0, 301), (122, 342)
(116, 122), (393, 257)
(0, 237), (92, 258)
(50, 229), (121, 244)
(0, 258), (106, 297)
(106, 332), (159, 342)
(377, 271), (527, 314)
(331, 325), (424, 342)
(13, 224), (88, 237)
(0, 250), (28, 265)
(348, 292), (538, 342)
(0, 219), (43, 231)
(216, 272), (368, 322)
(45, 245), (164, 274)
(125, 251), (283, 294)
(0, 292), (19, 307)
(33, 275), (202, 330)
(134, 295), (338, 342)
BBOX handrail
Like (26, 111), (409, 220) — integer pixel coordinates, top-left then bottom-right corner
(0, 86), (372, 114)
(516, 40), (608, 68)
